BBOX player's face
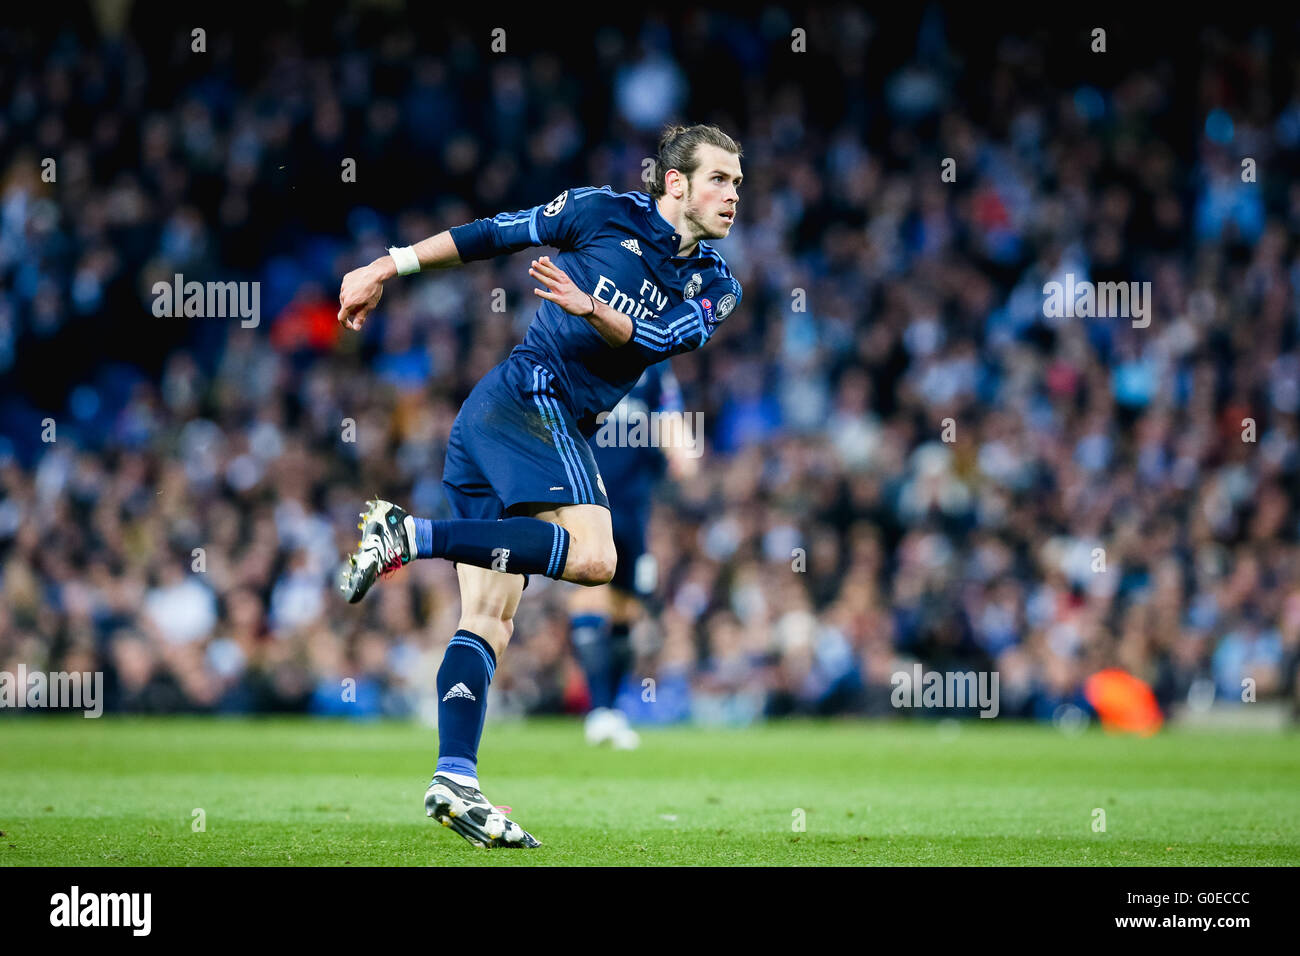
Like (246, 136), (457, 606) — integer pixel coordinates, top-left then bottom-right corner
(683, 145), (741, 240)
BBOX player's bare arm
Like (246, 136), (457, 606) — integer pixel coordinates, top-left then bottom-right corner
(336, 230), (463, 331)
(664, 439), (700, 480)
(529, 255), (633, 346)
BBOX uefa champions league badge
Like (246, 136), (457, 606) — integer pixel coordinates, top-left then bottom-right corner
(543, 190), (568, 216)
(700, 297), (715, 328)
(684, 273), (702, 298)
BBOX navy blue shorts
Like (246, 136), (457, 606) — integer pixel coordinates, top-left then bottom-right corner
(442, 356), (611, 521)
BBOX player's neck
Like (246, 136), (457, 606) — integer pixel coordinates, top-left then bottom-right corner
(654, 198), (702, 258)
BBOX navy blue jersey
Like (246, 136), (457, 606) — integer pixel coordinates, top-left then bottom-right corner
(591, 360), (683, 507)
(449, 186), (740, 435)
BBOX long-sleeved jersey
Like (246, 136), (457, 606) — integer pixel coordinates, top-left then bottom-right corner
(449, 186), (740, 436)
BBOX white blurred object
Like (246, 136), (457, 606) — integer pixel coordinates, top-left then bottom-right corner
(144, 576), (217, 645)
(614, 53), (686, 132)
(1052, 703), (1088, 735)
(1186, 677), (1216, 713)
(585, 707), (640, 750)
(584, 706), (618, 745)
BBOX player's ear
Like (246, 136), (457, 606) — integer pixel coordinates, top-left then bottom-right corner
(667, 169), (685, 200)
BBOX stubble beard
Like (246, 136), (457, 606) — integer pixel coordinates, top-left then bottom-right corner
(683, 183), (726, 241)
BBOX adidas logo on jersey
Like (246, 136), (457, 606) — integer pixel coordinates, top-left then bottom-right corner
(442, 682), (477, 702)
(620, 238), (642, 257)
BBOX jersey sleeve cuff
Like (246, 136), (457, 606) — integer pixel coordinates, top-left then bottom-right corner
(630, 300), (706, 356)
(448, 220), (496, 262)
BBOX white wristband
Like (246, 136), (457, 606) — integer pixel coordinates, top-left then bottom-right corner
(387, 245), (421, 276)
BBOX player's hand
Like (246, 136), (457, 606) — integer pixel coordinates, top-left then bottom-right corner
(667, 445), (700, 480)
(529, 256), (592, 316)
(337, 262), (387, 332)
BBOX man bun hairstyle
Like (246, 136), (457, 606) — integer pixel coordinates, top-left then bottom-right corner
(648, 124), (743, 199)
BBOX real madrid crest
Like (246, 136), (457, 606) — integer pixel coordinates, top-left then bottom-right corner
(716, 293), (736, 321)
(684, 273), (702, 298)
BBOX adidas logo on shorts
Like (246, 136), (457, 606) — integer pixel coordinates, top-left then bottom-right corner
(620, 238), (642, 257)
(442, 682), (477, 702)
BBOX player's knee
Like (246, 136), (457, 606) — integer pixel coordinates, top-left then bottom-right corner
(458, 613), (511, 655)
(568, 540), (617, 587)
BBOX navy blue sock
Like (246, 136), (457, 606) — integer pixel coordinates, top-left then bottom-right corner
(435, 630), (497, 779)
(570, 613), (614, 710)
(608, 621), (633, 706)
(412, 516), (569, 579)
(414, 517), (433, 558)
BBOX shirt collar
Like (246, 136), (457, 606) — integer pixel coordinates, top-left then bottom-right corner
(648, 197), (699, 259)
(651, 199), (676, 234)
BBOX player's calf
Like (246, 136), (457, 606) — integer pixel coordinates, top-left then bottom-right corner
(455, 563), (523, 659)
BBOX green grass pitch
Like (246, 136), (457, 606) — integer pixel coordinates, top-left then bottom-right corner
(1, 717), (1297, 865)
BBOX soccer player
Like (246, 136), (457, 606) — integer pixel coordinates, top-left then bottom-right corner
(571, 360), (697, 750)
(335, 124), (742, 848)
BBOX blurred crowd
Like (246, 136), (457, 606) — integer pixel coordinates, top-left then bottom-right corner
(3, 5), (1300, 724)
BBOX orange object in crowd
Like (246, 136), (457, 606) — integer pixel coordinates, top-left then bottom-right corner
(270, 297), (341, 352)
(1084, 668), (1163, 736)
